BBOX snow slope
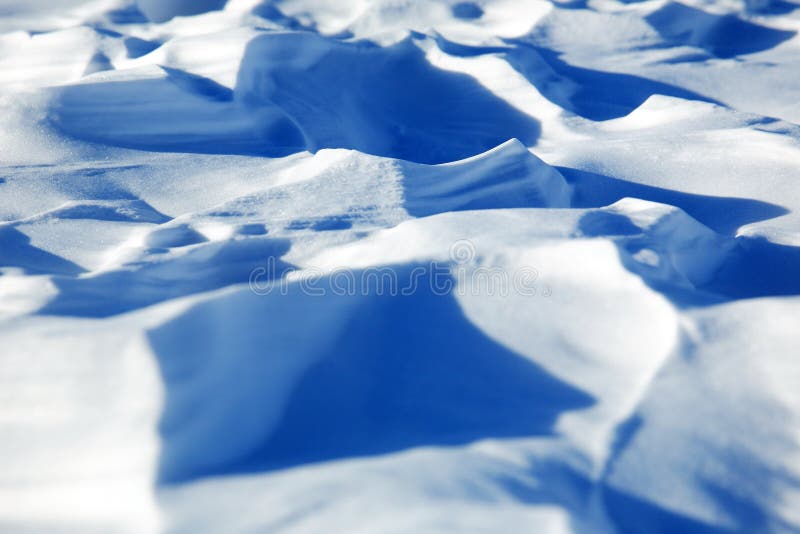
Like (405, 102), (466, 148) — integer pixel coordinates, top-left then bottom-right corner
(1, 0), (799, 532)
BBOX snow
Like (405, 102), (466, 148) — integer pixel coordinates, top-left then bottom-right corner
(1, 0), (799, 532)
(135, 0), (228, 23)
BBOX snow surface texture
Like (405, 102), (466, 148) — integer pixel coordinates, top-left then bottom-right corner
(1, 0), (799, 532)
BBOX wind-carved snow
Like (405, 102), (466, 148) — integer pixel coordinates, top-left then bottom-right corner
(1, 0), (800, 533)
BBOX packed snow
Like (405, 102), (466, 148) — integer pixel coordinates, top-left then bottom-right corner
(1, 0), (799, 532)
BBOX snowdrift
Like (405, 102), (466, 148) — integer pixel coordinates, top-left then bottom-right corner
(1, 0), (800, 533)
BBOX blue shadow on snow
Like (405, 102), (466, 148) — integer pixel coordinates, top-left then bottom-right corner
(148, 265), (594, 484)
(645, 2), (796, 59)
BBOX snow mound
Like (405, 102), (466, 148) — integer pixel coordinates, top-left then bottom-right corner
(235, 32), (540, 163)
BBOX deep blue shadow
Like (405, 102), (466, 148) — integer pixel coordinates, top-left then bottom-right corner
(504, 41), (722, 120)
(578, 211), (643, 237)
(0, 226), (85, 276)
(565, 172), (800, 303)
(749, 0), (800, 15)
(645, 2), (796, 59)
(600, 412), (799, 533)
(149, 265), (594, 484)
(452, 2), (484, 19)
(241, 284), (592, 474)
(287, 215), (354, 232)
(236, 33), (540, 163)
(557, 166), (788, 235)
(106, 4), (149, 24)
(84, 52), (113, 75)
(49, 74), (301, 157)
(38, 237), (292, 317)
(124, 36), (162, 58)
(162, 67), (233, 102)
(49, 33), (539, 162)
(602, 485), (732, 534)
(546, 0), (589, 9)
(703, 236), (800, 299)
(45, 200), (170, 224)
(462, 394), (800, 534)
